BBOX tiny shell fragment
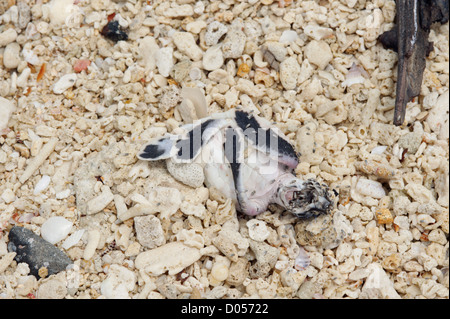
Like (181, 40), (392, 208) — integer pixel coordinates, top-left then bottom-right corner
(73, 59), (91, 73)
(355, 160), (396, 180)
(375, 208), (393, 224)
(135, 242), (201, 276)
(36, 63), (46, 82)
(355, 178), (386, 199)
(237, 63), (250, 77)
(52, 73), (77, 94)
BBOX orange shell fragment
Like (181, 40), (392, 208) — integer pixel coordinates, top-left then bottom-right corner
(73, 59), (91, 73)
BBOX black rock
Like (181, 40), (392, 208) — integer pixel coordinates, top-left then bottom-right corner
(101, 20), (128, 42)
(7, 226), (73, 279)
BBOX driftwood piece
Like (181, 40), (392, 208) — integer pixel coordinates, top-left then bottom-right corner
(378, 0), (449, 126)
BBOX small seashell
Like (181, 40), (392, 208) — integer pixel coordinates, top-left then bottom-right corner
(236, 62), (250, 77)
(211, 263), (229, 282)
(294, 246), (310, 270)
(61, 229), (85, 250)
(342, 63), (369, 87)
(375, 208), (393, 224)
(41, 216), (73, 244)
(34, 175), (51, 195)
(189, 67), (202, 81)
(261, 46), (280, 71)
(254, 68), (274, 87)
(180, 87), (208, 119)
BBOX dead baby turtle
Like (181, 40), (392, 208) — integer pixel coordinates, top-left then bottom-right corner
(138, 109), (334, 219)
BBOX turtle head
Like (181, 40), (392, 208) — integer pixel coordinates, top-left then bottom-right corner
(277, 178), (334, 219)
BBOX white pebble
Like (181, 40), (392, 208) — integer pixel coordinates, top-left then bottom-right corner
(101, 265), (136, 299)
(86, 185), (114, 215)
(155, 47), (173, 77)
(48, 0), (76, 26)
(3, 42), (21, 69)
(355, 178), (386, 199)
(172, 32), (203, 61)
(280, 56), (300, 90)
(221, 28), (246, 59)
(205, 21), (228, 46)
(0, 97), (16, 131)
(56, 189), (71, 199)
(163, 4), (194, 18)
(135, 242), (201, 276)
(0, 28), (18, 47)
(304, 40), (333, 70)
(193, 1), (205, 14)
(247, 219), (270, 242)
(61, 229), (85, 250)
(41, 216), (73, 244)
(370, 145), (387, 155)
(22, 48), (40, 65)
(83, 229), (100, 260)
(186, 20), (206, 34)
(52, 73), (77, 94)
(16, 67), (31, 87)
(1, 189), (15, 204)
(303, 24), (333, 41)
(426, 90), (449, 140)
(279, 30), (298, 43)
(362, 263), (401, 298)
(33, 175), (51, 195)
(139, 36), (159, 71)
(202, 44), (224, 71)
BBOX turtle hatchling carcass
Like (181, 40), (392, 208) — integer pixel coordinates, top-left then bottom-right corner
(138, 109), (333, 219)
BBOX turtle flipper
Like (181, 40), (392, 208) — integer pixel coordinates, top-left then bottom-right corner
(173, 118), (229, 163)
(139, 118), (229, 163)
(234, 110), (299, 169)
(138, 136), (177, 161)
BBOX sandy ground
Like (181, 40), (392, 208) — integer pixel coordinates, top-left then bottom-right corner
(0, 0), (448, 299)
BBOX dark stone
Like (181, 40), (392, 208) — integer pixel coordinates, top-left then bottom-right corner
(7, 226), (73, 279)
(101, 21), (128, 42)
